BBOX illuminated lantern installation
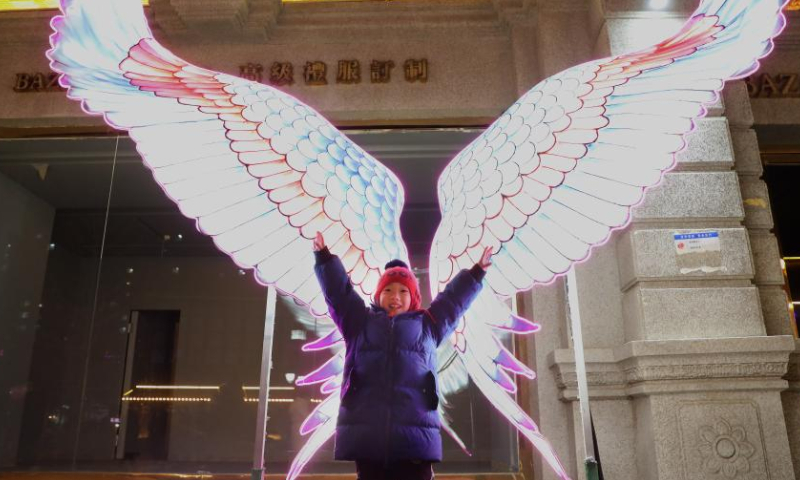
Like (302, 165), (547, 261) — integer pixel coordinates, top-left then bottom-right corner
(47, 1), (789, 478)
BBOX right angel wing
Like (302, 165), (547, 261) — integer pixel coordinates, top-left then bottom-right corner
(430, 1), (789, 478)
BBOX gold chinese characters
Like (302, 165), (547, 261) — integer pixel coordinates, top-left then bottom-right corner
(14, 60), (427, 94)
(237, 59), (426, 86)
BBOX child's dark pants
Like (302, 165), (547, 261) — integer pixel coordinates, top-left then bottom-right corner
(355, 460), (434, 480)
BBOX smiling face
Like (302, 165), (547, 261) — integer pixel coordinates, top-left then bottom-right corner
(379, 282), (412, 317)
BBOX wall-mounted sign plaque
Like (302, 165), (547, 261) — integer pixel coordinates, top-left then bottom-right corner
(674, 231), (724, 274)
(238, 59), (426, 87)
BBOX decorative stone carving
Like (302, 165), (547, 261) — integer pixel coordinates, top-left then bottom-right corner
(677, 401), (771, 480)
(624, 362), (788, 383)
(553, 370), (626, 389)
(549, 337), (796, 397)
(698, 418), (756, 478)
(549, 350), (626, 387)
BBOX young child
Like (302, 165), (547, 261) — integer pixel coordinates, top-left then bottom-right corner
(313, 232), (492, 480)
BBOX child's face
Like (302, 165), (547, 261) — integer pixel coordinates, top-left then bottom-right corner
(379, 282), (411, 317)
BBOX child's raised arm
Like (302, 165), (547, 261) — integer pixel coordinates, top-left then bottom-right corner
(313, 232), (368, 340)
(427, 246), (492, 345)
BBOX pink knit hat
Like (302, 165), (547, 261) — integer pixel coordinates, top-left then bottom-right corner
(374, 260), (421, 311)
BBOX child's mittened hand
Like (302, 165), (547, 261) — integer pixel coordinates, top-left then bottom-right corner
(478, 245), (493, 270)
(313, 231), (326, 251)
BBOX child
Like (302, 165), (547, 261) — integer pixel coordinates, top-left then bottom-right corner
(313, 232), (492, 480)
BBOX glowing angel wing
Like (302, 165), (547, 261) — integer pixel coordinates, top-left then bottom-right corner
(48, 1), (409, 477)
(49, 0), (408, 311)
(430, 1), (789, 478)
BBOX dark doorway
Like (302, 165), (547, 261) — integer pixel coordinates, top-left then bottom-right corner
(761, 141), (800, 336)
(118, 310), (180, 461)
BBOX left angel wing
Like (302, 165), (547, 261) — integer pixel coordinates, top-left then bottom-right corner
(48, 0), (409, 314)
(430, 1), (789, 479)
(47, 1), (412, 478)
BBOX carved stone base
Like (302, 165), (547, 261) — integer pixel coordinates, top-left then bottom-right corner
(550, 336), (797, 480)
(785, 340), (800, 480)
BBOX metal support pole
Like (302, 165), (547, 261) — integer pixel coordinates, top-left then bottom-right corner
(565, 268), (599, 480)
(252, 286), (278, 480)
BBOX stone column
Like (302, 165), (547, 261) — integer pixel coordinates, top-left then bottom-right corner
(786, 344), (800, 480)
(726, 78), (800, 478)
(544, 5), (798, 480)
(724, 81), (795, 338)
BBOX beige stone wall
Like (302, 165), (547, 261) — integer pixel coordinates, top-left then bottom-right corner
(0, 0), (534, 128)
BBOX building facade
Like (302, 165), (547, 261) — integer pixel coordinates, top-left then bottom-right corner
(0, 0), (799, 479)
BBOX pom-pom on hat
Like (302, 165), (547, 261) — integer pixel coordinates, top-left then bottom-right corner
(374, 259), (421, 311)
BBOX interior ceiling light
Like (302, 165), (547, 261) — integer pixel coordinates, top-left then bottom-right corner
(121, 397), (211, 402)
(242, 385), (295, 390)
(649, 0), (670, 10)
(281, 0), (373, 3)
(135, 384), (220, 390)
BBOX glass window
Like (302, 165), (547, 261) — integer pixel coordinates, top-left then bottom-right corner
(1, 129), (522, 476)
(0, 136), (263, 473)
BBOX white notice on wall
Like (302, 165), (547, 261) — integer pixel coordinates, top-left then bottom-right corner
(673, 231), (724, 274)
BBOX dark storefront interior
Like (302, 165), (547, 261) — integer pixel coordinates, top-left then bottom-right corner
(0, 130), (526, 475)
(759, 125), (800, 335)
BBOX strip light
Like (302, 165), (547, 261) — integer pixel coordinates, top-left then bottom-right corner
(244, 398), (323, 403)
(136, 385), (220, 390)
(0, 0), (148, 11)
(242, 385), (295, 391)
(245, 398), (295, 403)
(122, 397), (211, 402)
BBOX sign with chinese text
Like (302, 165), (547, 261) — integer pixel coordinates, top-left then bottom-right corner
(673, 231), (724, 274)
(16, 60), (427, 93)
(238, 58), (426, 87)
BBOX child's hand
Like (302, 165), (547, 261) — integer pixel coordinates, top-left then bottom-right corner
(313, 231), (326, 251)
(478, 245), (493, 270)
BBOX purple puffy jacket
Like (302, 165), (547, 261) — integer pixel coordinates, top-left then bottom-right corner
(314, 249), (483, 462)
